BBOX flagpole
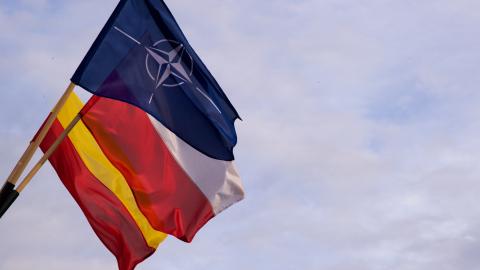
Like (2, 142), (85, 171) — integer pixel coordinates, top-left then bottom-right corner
(0, 113), (82, 218)
(0, 83), (75, 215)
(1, 83), (75, 186)
(16, 114), (82, 193)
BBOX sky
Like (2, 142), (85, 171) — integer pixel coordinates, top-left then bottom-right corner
(1, 0), (480, 269)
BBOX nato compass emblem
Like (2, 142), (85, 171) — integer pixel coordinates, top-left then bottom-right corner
(145, 40), (193, 89)
(113, 26), (221, 112)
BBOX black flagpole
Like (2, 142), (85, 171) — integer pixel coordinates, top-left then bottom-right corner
(0, 182), (19, 219)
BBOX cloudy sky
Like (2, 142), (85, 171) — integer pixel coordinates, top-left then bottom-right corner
(2, 0), (480, 269)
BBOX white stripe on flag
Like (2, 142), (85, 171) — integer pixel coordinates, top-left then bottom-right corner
(147, 115), (244, 214)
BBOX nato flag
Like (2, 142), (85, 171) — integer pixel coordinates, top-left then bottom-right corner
(72, 0), (240, 161)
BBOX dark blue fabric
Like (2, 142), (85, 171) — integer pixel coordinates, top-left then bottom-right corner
(72, 0), (240, 161)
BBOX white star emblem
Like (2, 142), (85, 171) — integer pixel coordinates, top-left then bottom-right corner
(113, 26), (221, 113)
(145, 44), (192, 89)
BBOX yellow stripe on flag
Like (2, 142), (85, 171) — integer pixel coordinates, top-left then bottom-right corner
(56, 93), (167, 248)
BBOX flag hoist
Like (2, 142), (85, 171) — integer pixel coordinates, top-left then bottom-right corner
(0, 1), (244, 269)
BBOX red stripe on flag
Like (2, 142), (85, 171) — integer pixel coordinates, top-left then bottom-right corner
(41, 120), (155, 270)
(82, 96), (215, 242)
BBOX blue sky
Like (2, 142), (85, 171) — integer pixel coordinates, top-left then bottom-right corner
(2, 0), (480, 269)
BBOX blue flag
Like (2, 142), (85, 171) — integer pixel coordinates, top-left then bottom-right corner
(72, 0), (240, 161)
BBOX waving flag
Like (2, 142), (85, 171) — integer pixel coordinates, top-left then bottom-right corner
(39, 0), (244, 269)
(40, 93), (167, 270)
(72, 0), (241, 161)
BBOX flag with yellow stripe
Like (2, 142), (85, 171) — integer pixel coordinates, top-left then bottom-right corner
(14, 0), (244, 269)
(40, 93), (167, 270)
